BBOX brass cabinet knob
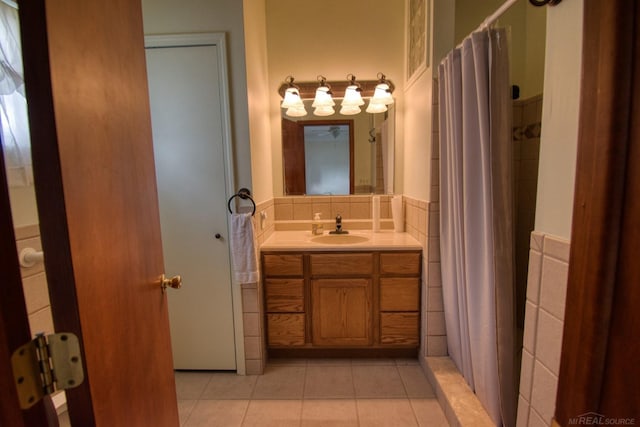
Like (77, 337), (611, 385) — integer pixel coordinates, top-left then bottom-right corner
(161, 274), (181, 292)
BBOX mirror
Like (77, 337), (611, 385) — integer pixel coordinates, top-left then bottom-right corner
(281, 99), (394, 195)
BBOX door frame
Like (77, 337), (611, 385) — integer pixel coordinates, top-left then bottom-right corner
(554, 1), (639, 424)
(144, 32), (245, 374)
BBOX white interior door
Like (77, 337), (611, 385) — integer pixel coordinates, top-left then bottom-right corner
(145, 34), (236, 370)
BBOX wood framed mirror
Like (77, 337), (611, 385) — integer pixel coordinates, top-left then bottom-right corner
(282, 119), (355, 195)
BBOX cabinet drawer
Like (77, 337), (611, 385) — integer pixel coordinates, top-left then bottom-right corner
(267, 313), (305, 346)
(310, 253), (373, 276)
(263, 254), (303, 276)
(380, 252), (421, 275)
(380, 278), (420, 311)
(265, 279), (304, 312)
(380, 313), (419, 345)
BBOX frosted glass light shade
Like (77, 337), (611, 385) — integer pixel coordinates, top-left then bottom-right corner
(371, 83), (394, 105)
(285, 105), (307, 117)
(342, 85), (364, 106)
(312, 86), (335, 107)
(314, 105), (335, 116)
(365, 100), (388, 113)
(339, 104), (361, 115)
(281, 87), (304, 109)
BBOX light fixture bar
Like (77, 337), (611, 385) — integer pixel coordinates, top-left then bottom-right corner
(277, 75), (394, 100)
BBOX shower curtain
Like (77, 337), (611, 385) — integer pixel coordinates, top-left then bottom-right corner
(0, 1), (33, 187)
(438, 29), (516, 427)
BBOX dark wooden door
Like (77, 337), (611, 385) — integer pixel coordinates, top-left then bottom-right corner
(555, 1), (640, 423)
(282, 118), (306, 195)
(16, 0), (179, 425)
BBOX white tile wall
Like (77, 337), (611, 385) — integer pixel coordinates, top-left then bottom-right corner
(15, 225), (66, 411)
(517, 232), (570, 427)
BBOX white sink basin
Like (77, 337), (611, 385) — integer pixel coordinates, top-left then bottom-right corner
(311, 234), (369, 245)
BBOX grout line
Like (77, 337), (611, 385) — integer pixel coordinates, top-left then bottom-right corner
(239, 399), (251, 426)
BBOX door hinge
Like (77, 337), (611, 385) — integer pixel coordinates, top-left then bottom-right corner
(10, 332), (84, 409)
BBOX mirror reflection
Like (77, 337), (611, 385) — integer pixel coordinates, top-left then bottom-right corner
(281, 99), (394, 196)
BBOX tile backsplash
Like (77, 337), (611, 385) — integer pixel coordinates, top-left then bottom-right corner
(272, 195), (393, 230)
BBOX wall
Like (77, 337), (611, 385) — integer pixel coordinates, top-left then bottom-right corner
(265, 0), (405, 197)
(402, 68), (432, 201)
(14, 224), (66, 410)
(141, 0), (253, 194)
(8, 185), (38, 227)
(533, 0), (582, 240)
(513, 95), (543, 328)
(517, 2), (583, 426)
(522, 5), (546, 100)
(517, 232), (569, 427)
(243, 0), (274, 204)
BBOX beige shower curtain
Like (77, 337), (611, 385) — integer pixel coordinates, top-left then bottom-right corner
(439, 28), (517, 427)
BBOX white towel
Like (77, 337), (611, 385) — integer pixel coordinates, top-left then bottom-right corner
(230, 213), (258, 284)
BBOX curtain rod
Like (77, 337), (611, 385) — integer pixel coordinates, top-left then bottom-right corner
(454, 0), (518, 49)
(480, 0), (519, 31)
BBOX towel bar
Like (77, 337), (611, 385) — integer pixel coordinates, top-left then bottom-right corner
(227, 188), (256, 216)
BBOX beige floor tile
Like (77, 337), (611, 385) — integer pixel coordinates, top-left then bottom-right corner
(178, 400), (197, 425)
(410, 399), (450, 426)
(352, 365), (407, 398)
(306, 358), (353, 366)
(356, 399), (419, 427)
(351, 358), (396, 366)
(268, 358), (308, 366)
(200, 372), (258, 399)
(301, 400), (359, 427)
(252, 366), (306, 399)
(395, 358), (421, 366)
(183, 400), (248, 427)
(242, 400), (302, 427)
(304, 366), (355, 399)
(174, 371), (213, 399)
(398, 365), (437, 398)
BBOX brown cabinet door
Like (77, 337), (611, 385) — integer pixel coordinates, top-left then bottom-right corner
(311, 279), (372, 346)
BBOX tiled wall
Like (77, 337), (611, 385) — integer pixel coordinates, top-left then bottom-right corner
(15, 225), (54, 338)
(14, 224), (65, 409)
(272, 195), (393, 229)
(404, 195), (447, 360)
(423, 78), (447, 359)
(240, 198), (275, 375)
(516, 232), (569, 427)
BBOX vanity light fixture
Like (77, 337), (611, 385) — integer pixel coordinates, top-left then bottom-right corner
(340, 74), (365, 115)
(281, 76), (307, 117)
(366, 73), (395, 113)
(278, 73), (395, 116)
(312, 75), (335, 116)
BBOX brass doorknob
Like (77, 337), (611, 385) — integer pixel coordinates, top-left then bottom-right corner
(161, 274), (182, 292)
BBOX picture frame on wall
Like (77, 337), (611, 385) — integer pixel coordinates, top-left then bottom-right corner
(406, 0), (430, 88)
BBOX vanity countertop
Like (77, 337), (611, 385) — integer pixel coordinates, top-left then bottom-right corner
(260, 230), (422, 252)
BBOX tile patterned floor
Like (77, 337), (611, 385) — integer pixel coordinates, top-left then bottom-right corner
(58, 358), (449, 426)
(176, 358), (448, 427)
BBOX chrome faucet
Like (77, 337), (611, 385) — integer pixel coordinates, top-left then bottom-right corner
(329, 213), (349, 234)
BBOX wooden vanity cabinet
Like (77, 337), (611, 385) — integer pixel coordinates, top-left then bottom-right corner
(262, 250), (421, 355)
(310, 253), (374, 346)
(263, 254), (305, 346)
(379, 252), (421, 346)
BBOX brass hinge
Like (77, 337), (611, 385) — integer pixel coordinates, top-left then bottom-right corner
(10, 333), (84, 409)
